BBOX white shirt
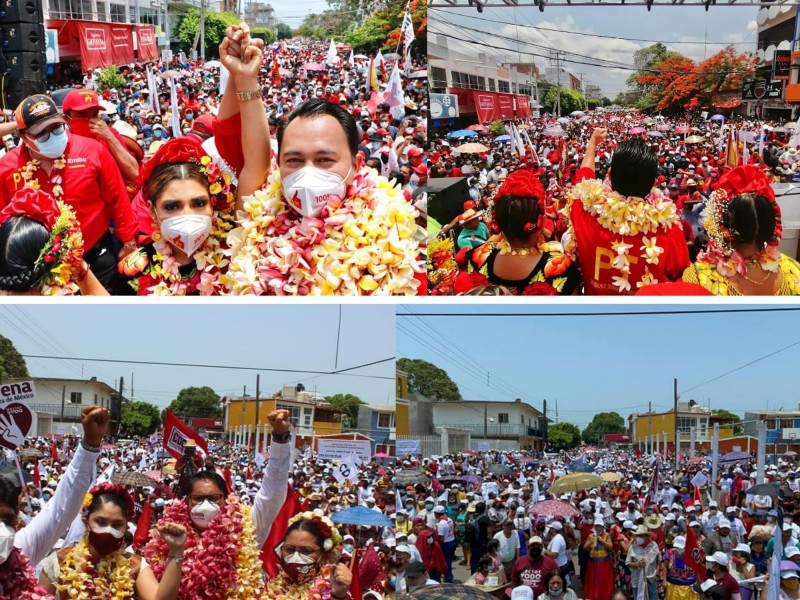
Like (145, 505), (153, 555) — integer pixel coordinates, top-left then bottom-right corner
(437, 516), (456, 544)
(494, 530), (520, 562)
(548, 533), (568, 567)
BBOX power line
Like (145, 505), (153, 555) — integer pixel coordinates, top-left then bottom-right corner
(397, 308), (800, 318)
(19, 355), (396, 380)
(680, 339), (800, 395)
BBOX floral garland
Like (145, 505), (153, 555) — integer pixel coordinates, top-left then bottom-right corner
(697, 187), (782, 279)
(142, 495), (263, 600)
(0, 548), (54, 600)
(264, 563), (335, 600)
(55, 536), (134, 600)
(223, 168), (423, 296)
(563, 177), (681, 294)
(19, 158), (66, 202)
(286, 509), (342, 554)
(136, 145), (235, 296)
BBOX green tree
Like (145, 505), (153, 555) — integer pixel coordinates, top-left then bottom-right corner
(0, 335), (28, 384)
(581, 411), (625, 444)
(121, 401), (162, 436)
(712, 409), (743, 435)
(276, 23), (294, 40)
(167, 386), (221, 420)
(345, 0), (426, 55)
(396, 358), (461, 402)
(96, 66), (126, 94)
(487, 120), (506, 137)
(250, 27), (276, 46)
(175, 10), (240, 56)
(327, 393), (365, 428)
(548, 422), (582, 451)
(297, 9), (352, 41)
(587, 99), (600, 110)
(542, 87), (586, 116)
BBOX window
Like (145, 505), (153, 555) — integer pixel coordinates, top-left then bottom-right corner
(767, 419), (777, 430)
(488, 78), (496, 92)
(431, 67), (447, 91)
(498, 80), (510, 93)
(70, 392), (82, 404)
(303, 408), (312, 427)
(781, 418), (794, 429)
(110, 3), (126, 22)
(378, 413), (394, 428)
(521, 415), (525, 424)
(276, 403), (301, 426)
(498, 413), (509, 424)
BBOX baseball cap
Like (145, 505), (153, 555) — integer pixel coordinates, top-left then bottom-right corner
(192, 114), (217, 137)
(62, 89), (103, 113)
(529, 535), (543, 545)
(786, 546), (800, 558)
(673, 536), (686, 549)
(733, 543), (751, 555)
(707, 551), (728, 566)
(549, 521), (563, 531)
(15, 95), (65, 136)
(511, 586), (534, 600)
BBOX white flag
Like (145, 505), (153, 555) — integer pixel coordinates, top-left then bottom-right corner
(532, 477), (540, 503)
(168, 78), (181, 139)
(518, 471), (527, 486)
(384, 63), (406, 121)
(326, 39), (338, 65)
(349, 49), (354, 65)
(333, 457), (359, 484)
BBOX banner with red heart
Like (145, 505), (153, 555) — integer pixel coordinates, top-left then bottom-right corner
(0, 380), (36, 450)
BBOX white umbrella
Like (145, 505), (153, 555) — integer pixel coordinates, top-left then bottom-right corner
(203, 60), (222, 69)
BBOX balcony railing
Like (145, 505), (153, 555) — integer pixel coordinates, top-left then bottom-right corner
(29, 404), (84, 419)
(437, 423), (544, 438)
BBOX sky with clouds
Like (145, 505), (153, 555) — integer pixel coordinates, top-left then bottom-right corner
(429, 6), (761, 99)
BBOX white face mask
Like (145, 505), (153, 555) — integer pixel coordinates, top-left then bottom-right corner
(635, 536), (646, 546)
(160, 214), (212, 256)
(282, 166), (351, 218)
(0, 523), (14, 564)
(32, 130), (69, 159)
(190, 499), (221, 529)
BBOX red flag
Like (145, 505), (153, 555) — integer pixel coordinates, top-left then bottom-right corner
(162, 410), (208, 460)
(133, 495), (153, 550)
(260, 483), (304, 578)
(684, 521), (707, 580)
(349, 537), (362, 600)
(693, 484), (703, 509)
(431, 477), (443, 493)
(50, 443), (59, 461)
(222, 466), (232, 495)
(33, 460), (40, 488)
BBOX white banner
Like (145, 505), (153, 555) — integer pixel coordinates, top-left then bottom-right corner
(691, 472), (709, 488)
(332, 457), (360, 484)
(316, 439), (372, 463)
(0, 381), (35, 449)
(396, 439), (421, 456)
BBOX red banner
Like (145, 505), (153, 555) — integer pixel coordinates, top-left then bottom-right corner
(163, 409), (208, 460)
(452, 88), (532, 123)
(108, 25), (134, 65)
(684, 523), (707, 580)
(137, 25), (158, 62)
(76, 22), (112, 70)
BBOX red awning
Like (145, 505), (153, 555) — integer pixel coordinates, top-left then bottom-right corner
(47, 20), (136, 70)
(452, 88), (532, 123)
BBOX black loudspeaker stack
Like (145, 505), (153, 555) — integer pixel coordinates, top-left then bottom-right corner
(0, 0), (46, 111)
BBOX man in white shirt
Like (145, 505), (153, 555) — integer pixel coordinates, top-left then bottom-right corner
(494, 519), (521, 578)
(701, 501), (722, 537)
(544, 521), (570, 579)
(435, 505), (457, 582)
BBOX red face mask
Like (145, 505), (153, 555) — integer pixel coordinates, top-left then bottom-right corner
(69, 118), (94, 139)
(88, 526), (125, 557)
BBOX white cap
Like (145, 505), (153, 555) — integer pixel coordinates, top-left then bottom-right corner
(511, 586), (534, 600)
(709, 501), (718, 508)
(665, 513), (676, 521)
(433, 506), (445, 514)
(673, 536), (686, 549)
(594, 517), (605, 526)
(717, 519), (731, 529)
(689, 520), (701, 528)
(787, 546), (800, 558)
(550, 521), (563, 530)
(529, 535), (543, 545)
(707, 551), (728, 566)
(726, 507), (737, 514)
(733, 543), (751, 555)
(784, 523), (795, 531)
(623, 520), (635, 530)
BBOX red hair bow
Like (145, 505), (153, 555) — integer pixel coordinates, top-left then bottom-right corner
(496, 169), (545, 203)
(717, 165), (775, 203)
(0, 188), (59, 229)
(137, 138), (208, 191)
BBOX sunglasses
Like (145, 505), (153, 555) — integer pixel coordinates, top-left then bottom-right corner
(31, 123), (65, 142)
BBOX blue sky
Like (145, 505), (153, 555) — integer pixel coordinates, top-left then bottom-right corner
(396, 305), (800, 429)
(429, 5), (764, 98)
(1, 305), (395, 408)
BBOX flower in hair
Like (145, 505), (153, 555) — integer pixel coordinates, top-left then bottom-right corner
(0, 187), (59, 229)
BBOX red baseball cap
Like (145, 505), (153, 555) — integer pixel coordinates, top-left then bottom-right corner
(408, 147), (423, 157)
(413, 164), (428, 176)
(62, 89), (103, 113)
(191, 114), (217, 137)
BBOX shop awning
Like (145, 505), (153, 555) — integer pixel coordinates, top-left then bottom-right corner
(47, 20), (156, 70)
(451, 88), (532, 123)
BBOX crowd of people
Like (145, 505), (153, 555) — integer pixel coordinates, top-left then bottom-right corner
(4, 407), (400, 598)
(393, 446), (799, 600)
(0, 25), (428, 295)
(427, 111), (800, 296)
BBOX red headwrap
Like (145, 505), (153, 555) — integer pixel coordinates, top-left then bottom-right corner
(86, 482), (136, 519)
(137, 138), (208, 195)
(0, 188), (59, 229)
(717, 165), (775, 203)
(495, 169), (551, 235)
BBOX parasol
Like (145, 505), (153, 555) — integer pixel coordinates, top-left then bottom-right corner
(600, 472), (621, 482)
(529, 499), (580, 519)
(203, 60), (222, 69)
(709, 114), (726, 121)
(549, 473), (605, 494)
(570, 110), (585, 117)
(685, 135), (705, 144)
(456, 143), (490, 154)
(488, 464), (515, 477)
(747, 483), (781, 498)
(466, 124), (487, 132)
(409, 69), (428, 79)
(447, 129), (478, 139)
(463, 474), (483, 484)
(331, 506), (393, 527)
(18, 448), (44, 460)
(568, 462), (595, 473)
(646, 130), (665, 138)
(543, 127), (566, 138)
(719, 451), (752, 463)
(112, 470), (158, 487)
(301, 62), (325, 71)
(383, 52), (401, 60)
(354, 54), (369, 59)
(395, 469), (429, 486)
(674, 126), (693, 134)
(159, 70), (181, 79)
(557, 117), (570, 125)
(785, 451), (798, 457)
(628, 127), (646, 135)
(494, 135), (511, 143)
(410, 584), (497, 599)
(372, 453), (390, 458)
(656, 124), (671, 131)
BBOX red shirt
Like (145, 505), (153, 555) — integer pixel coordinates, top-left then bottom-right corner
(510, 554), (559, 597)
(569, 168), (690, 295)
(0, 135), (138, 249)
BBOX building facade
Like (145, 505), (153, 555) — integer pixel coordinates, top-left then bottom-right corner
(396, 369), (409, 437)
(743, 409), (800, 456)
(221, 384), (342, 449)
(6, 376), (122, 436)
(357, 404), (395, 454)
(629, 401), (734, 451)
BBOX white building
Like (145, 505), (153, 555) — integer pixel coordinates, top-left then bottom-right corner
(5, 376), (121, 436)
(432, 398), (546, 451)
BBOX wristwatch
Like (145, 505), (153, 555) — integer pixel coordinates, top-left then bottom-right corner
(237, 90), (262, 102)
(272, 431), (291, 443)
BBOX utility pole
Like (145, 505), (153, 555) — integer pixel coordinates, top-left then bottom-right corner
(648, 401), (652, 454)
(673, 378), (678, 465)
(253, 375), (261, 456)
(240, 385), (247, 441)
(554, 51), (562, 117)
